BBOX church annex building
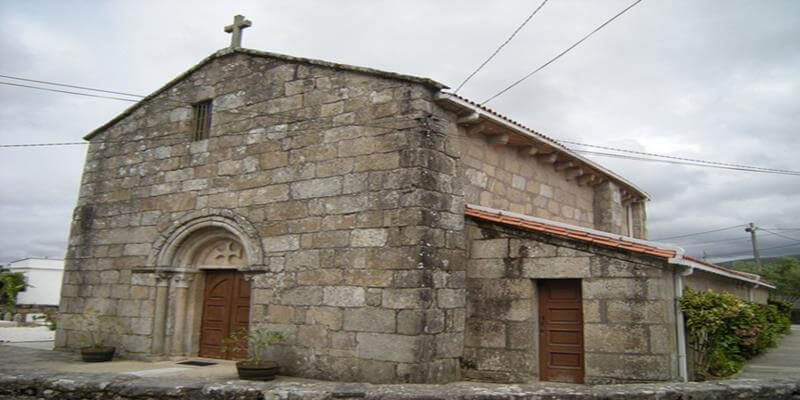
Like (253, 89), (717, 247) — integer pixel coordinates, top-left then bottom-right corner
(56, 17), (773, 385)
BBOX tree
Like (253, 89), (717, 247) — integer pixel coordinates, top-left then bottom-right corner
(733, 257), (800, 305)
(0, 271), (27, 312)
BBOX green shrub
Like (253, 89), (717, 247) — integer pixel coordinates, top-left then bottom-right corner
(680, 288), (792, 380)
(0, 272), (27, 313)
(767, 298), (793, 334)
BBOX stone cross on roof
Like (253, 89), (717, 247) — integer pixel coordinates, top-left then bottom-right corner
(224, 15), (252, 49)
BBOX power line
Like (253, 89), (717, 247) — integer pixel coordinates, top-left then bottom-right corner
(573, 149), (800, 176)
(0, 81), (139, 102)
(0, 74), (145, 98)
(0, 142), (86, 148)
(4, 139), (800, 178)
(760, 241), (800, 252)
(707, 241), (800, 259)
(760, 228), (800, 242)
(653, 224), (743, 241)
(0, 117), (414, 149)
(680, 228), (800, 247)
(454, 0), (549, 94)
(482, 0), (644, 105)
(4, 74), (800, 177)
(680, 236), (751, 247)
(703, 229), (800, 258)
(564, 140), (800, 175)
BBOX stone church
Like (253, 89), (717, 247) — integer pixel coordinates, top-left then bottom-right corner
(56, 16), (772, 384)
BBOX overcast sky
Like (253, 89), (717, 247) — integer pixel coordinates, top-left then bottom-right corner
(1, 1), (798, 265)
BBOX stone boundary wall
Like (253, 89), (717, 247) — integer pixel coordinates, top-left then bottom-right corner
(1, 371), (798, 400)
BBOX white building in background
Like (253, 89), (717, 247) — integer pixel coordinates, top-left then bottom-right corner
(5, 258), (64, 306)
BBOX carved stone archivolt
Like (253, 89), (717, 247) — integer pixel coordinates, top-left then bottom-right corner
(146, 216), (258, 358)
(194, 239), (246, 267)
(147, 211), (263, 269)
(169, 227), (248, 270)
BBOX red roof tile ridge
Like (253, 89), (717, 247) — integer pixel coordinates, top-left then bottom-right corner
(683, 255), (762, 280)
(465, 204), (677, 259)
(465, 205), (774, 289)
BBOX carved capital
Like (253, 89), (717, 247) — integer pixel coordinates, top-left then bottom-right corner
(171, 272), (197, 288)
(155, 270), (174, 284)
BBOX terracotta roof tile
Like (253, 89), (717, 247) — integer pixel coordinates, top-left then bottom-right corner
(465, 205), (677, 260)
(683, 255), (763, 281)
(464, 205), (775, 288)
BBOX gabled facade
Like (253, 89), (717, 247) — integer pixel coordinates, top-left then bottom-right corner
(56, 45), (771, 384)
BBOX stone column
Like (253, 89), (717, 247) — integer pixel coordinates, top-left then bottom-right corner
(151, 271), (172, 355)
(242, 272), (257, 324)
(593, 181), (625, 235)
(170, 272), (195, 356)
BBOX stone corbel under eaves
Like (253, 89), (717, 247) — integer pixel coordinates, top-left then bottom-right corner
(454, 111), (604, 185)
(434, 91), (651, 202)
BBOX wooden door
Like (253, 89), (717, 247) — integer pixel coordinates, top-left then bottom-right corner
(538, 279), (584, 383)
(198, 270), (250, 359)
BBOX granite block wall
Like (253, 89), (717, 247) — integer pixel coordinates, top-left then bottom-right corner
(56, 51), (466, 383)
(463, 219), (679, 384)
(459, 135), (595, 229)
(456, 129), (646, 239)
(55, 47), (658, 385)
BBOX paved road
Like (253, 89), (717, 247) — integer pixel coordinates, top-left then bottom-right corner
(0, 345), (794, 399)
(0, 326), (54, 343)
(738, 324), (800, 379)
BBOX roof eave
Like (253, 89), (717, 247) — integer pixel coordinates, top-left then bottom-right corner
(466, 203), (680, 255)
(466, 204), (774, 289)
(83, 49), (223, 140)
(435, 92), (650, 200)
(671, 257), (775, 289)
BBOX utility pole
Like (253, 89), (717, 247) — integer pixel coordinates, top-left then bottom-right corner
(745, 222), (762, 272)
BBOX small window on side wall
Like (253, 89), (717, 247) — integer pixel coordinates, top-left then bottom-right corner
(193, 99), (213, 141)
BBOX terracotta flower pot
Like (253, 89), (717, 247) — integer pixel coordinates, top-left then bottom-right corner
(235, 360), (280, 380)
(80, 346), (115, 362)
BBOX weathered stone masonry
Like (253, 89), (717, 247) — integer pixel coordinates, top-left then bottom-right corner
(55, 48), (662, 384)
(463, 218), (678, 384)
(55, 45), (770, 386)
(57, 49), (467, 383)
(460, 134), (595, 228)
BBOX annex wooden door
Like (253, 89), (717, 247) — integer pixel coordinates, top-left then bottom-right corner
(198, 270), (250, 359)
(538, 279), (584, 383)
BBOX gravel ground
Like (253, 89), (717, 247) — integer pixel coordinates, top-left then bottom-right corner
(0, 326), (55, 342)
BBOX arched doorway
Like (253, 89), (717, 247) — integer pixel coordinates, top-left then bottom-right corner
(199, 270), (250, 358)
(158, 225), (253, 359)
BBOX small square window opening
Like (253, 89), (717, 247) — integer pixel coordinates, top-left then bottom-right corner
(193, 100), (213, 141)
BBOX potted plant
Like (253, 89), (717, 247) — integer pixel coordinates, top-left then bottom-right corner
(74, 309), (129, 362)
(223, 326), (286, 380)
